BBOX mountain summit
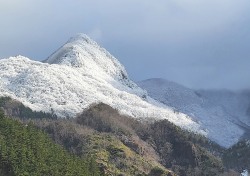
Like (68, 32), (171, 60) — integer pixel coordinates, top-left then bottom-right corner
(44, 34), (130, 84)
(0, 34), (244, 148)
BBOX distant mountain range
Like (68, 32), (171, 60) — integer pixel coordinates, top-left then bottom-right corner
(0, 34), (249, 148)
(138, 78), (250, 147)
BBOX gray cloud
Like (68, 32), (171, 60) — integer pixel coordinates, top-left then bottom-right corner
(0, 0), (250, 90)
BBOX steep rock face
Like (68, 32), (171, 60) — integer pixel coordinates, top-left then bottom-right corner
(0, 34), (202, 139)
(138, 78), (247, 148)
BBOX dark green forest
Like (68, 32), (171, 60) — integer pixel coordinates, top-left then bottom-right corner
(0, 109), (100, 176)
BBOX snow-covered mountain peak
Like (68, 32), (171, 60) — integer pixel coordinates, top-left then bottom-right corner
(67, 33), (98, 45)
(44, 33), (129, 83)
(0, 35), (245, 148)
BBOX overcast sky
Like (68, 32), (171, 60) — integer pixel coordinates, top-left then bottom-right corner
(0, 0), (250, 90)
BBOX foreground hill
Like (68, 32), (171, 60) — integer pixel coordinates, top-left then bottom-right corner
(1, 97), (236, 176)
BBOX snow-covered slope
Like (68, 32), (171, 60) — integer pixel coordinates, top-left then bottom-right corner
(44, 34), (136, 90)
(138, 78), (203, 109)
(0, 34), (202, 140)
(138, 78), (249, 147)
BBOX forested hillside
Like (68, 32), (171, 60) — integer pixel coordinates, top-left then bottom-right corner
(0, 109), (100, 176)
(0, 97), (246, 175)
